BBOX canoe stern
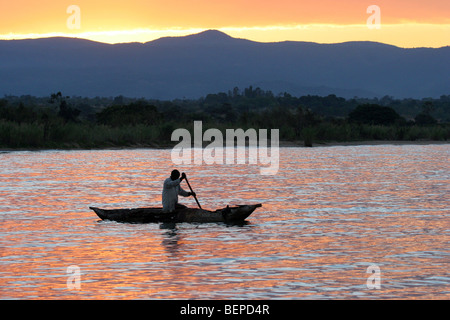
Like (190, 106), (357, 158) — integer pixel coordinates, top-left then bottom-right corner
(224, 204), (262, 222)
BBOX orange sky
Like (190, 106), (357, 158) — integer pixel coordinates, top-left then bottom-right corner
(0, 1), (449, 47)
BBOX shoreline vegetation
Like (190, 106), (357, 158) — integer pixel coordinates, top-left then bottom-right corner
(1, 140), (449, 153)
(1, 88), (449, 151)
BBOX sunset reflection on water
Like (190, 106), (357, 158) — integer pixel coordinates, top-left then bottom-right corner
(0, 145), (449, 299)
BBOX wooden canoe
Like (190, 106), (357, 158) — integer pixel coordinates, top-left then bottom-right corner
(89, 204), (262, 223)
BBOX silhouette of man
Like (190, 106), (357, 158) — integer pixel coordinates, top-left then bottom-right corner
(162, 170), (195, 213)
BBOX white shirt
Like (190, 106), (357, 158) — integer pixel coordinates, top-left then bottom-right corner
(162, 177), (190, 212)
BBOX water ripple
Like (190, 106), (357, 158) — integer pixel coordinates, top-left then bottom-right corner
(1, 145), (449, 299)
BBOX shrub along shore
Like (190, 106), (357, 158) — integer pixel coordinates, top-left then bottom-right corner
(1, 89), (449, 149)
(1, 120), (449, 150)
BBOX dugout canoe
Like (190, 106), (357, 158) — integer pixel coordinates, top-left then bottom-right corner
(89, 204), (262, 223)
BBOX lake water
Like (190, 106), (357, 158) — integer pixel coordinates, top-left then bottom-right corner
(0, 144), (449, 299)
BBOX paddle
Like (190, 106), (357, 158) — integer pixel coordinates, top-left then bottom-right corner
(184, 174), (202, 209)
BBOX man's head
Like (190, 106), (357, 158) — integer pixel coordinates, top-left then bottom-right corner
(170, 169), (180, 180)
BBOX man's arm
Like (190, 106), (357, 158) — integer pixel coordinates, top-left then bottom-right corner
(178, 173), (194, 197)
(178, 186), (191, 197)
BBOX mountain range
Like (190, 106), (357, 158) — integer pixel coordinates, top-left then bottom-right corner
(0, 30), (449, 99)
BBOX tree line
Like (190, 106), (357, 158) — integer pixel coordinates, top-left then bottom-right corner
(1, 88), (449, 148)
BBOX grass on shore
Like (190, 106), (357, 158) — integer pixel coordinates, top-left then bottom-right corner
(1, 119), (449, 150)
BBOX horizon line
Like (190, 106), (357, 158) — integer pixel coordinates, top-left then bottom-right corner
(1, 25), (450, 49)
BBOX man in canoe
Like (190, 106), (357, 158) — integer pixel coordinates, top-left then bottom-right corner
(162, 170), (196, 213)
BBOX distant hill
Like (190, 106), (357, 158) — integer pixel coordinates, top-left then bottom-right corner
(0, 30), (449, 99)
